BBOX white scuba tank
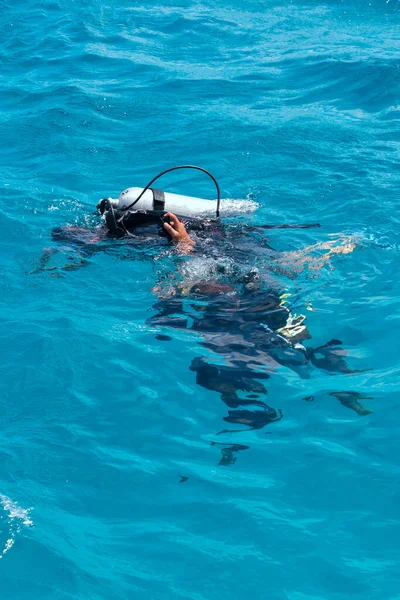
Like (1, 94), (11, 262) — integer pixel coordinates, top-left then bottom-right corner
(105, 187), (258, 216)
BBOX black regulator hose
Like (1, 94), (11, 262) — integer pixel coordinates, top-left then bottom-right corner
(118, 165), (221, 218)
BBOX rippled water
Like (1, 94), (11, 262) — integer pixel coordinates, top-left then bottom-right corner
(1, 0), (400, 598)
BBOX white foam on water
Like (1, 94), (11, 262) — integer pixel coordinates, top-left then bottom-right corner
(0, 493), (33, 558)
(217, 198), (259, 215)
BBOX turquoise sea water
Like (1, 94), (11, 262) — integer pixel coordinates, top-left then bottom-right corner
(1, 0), (400, 598)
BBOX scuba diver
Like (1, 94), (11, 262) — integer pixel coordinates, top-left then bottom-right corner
(33, 165), (370, 462)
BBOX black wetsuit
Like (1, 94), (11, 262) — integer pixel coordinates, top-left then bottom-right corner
(148, 271), (364, 442)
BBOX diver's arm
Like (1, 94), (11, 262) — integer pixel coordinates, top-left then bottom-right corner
(163, 212), (195, 252)
(271, 236), (357, 278)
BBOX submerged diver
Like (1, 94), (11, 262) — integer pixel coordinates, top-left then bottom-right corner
(148, 212), (371, 450)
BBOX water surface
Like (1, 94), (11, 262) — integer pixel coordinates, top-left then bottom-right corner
(1, 0), (400, 598)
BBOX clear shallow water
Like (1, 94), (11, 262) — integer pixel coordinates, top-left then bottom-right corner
(1, 0), (400, 598)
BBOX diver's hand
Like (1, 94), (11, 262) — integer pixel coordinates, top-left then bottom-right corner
(163, 212), (195, 247)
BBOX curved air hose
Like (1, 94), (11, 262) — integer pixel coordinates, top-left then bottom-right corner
(118, 165), (221, 218)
